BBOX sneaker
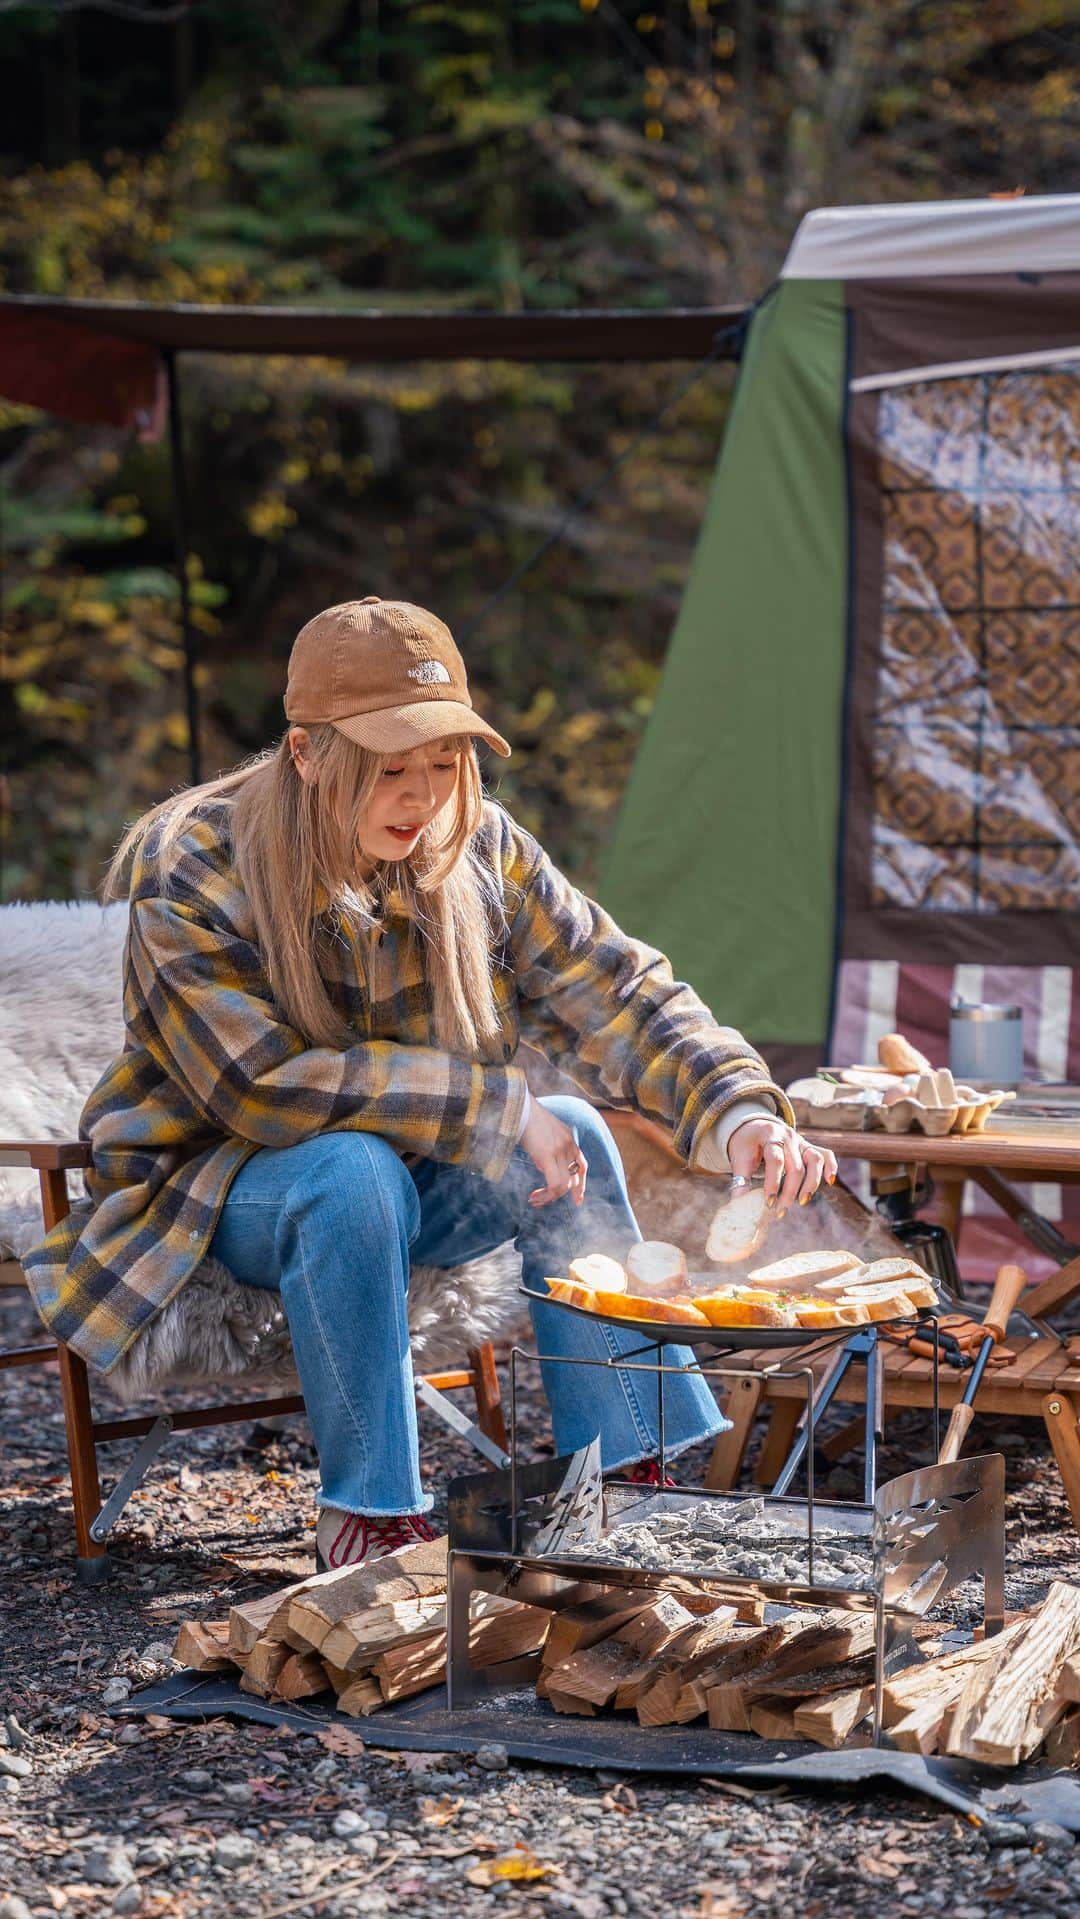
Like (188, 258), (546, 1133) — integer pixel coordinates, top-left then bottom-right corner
(315, 1507), (439, 1573)
(610, 1456), (679, 1490)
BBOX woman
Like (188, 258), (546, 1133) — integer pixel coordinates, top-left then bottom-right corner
(24, 597), (836, 1571)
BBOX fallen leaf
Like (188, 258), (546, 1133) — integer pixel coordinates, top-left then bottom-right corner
(861, 1857), (900, 1880)
(315, 1725), (365, 1758)
(380, 1749), (448, 1774)
(465, 1846), (555, 1887)
(144, 1715), (176, 1732)
(420, 1794), (463, 1827)
(602, 1783), (638, 1814)
(695, 1896), (745, 1919)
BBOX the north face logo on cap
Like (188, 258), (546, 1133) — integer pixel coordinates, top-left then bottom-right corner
(407, 660), (452, 685)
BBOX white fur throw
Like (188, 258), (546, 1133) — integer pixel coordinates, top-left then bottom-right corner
(1, 900), (524, 1392)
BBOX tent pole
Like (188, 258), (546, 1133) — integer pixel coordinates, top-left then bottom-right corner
(165, 348), (202, 786)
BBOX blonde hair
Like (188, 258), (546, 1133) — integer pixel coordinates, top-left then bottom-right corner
(102, 727), (505, 1059)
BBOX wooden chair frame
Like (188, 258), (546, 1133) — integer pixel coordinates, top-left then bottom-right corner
(0, 1139), (508, 1581)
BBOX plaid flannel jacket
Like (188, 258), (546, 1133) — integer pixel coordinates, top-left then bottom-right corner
(22, 797), (791, 1371)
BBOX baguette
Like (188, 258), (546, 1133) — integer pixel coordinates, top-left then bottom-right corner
(544, 1278), (597, 1311)
(569, 1254), (628, 1293)
(896, 1276), (937, 1311)
(625, 1240), (689, 1298)
(845, 1257), (931, 1287)
(747, 1250), (862, 1289)
(793, 1298), (867, 1329)
(693, 1291), (794, 1329)
(878, 1032), (933, 1076)
(593, 1290), (708, 1327)
(835, 1287), (915, 1322)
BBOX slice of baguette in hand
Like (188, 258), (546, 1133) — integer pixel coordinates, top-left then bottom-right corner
(569, 1254), (628, 1293)
(705, 1183), (769, 1264)
(747, 1249), (862, 1289)
(625, 1240), (689, 1298)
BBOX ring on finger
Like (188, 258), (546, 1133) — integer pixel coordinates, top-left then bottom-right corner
(567, 1159), (582, 1175)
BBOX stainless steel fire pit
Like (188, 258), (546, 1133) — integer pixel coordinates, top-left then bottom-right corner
(445, 1340), (1005, 1746)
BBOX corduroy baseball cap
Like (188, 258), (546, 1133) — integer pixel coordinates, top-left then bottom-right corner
(284, 597), (511, 757)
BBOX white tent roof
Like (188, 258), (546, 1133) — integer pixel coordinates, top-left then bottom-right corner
(782, 195), (1080, 279)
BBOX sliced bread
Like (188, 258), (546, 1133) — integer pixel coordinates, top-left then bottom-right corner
(569, 1254), (628, 1293)
(747, 1249), (862, 1289)
(625, 1240), (689, 1298)
(705, 1183), (769, 1265)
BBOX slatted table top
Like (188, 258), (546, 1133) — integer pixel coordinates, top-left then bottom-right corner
(734, 1330), (1080, 1411)
(802, 1126), (1080, 1178)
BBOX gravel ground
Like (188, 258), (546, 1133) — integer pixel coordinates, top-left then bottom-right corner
(3, 1282), (1080, 1919)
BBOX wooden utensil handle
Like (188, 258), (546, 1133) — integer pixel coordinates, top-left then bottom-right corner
(983, 1263), (1028, 1343)
(938, 1402), (975, 1465)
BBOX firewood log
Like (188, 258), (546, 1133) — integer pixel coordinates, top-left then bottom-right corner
(705, 1683), (753, 1733)
(239, 1637), (292, 1697)
(332, 1597), (549, 1717)
(1045, 1708), (1080, 1768)
(227, 1556), (412, 1660)
(748, 1700), (801, 1742)
(613, 1595), (698, 1660)
(322, 1597), (449, 1671)
(794, 1685), (874, 1749)
(636, 1612), (776, 1726)
(228, 1588), (297, 1660)
(335, 1673), (384, 1716)
(285, 1537), (448, 1653)
(540, 1593), (657, 1671)
(275, 1652), (332, 1702)
(664, 1612), (827, 1726)
(544, 1637), (656, 1712)
(172, 1621), (234, 1672)
(546, 1686), (599, 1716)
(949, 1583), (1080, 1767)
(881, 1619), (1028, 1733)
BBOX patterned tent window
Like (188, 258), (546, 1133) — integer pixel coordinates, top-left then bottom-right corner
(871, 368), (1079, 912)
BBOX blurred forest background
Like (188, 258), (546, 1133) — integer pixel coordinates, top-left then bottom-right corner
(1, 0), (1078, 902)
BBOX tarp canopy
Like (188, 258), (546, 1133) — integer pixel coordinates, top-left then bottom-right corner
(0, 295), (745, 433)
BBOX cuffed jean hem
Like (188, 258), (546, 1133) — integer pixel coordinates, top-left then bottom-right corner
(315, 1492), (436, 1519)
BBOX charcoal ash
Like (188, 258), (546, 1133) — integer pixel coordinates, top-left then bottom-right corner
(557, 1494), (876, 1590)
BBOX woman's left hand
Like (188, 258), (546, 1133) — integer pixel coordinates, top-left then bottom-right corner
(727, 1117), (838, 1216)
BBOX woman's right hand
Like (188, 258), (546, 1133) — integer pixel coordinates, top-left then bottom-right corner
(520, 1101), (588, 1208)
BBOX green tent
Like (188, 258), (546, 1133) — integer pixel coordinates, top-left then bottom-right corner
(602, 197), (1080, 1090)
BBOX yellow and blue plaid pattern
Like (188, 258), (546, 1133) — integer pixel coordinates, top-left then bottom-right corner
(22, 798), (790, 1371)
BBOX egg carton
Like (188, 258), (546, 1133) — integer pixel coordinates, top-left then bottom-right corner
(788, 1070), (1013, 1136)
(786, 1078), (880, 1131)
(869, 1069), (1012, 1136)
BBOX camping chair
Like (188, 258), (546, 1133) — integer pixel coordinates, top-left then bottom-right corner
(0, 1138), (509, 1581)
(0, 897), (514, 1581)
(601, 1111), (1080, 1532)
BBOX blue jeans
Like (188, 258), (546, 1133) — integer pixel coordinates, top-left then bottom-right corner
(207, 1096), (727, 1516)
